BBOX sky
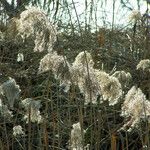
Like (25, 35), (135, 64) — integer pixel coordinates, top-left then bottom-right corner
(7, 0), (149, 29)
(69, 0), (148, 28)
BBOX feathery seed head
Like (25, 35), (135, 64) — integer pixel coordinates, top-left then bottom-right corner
(137, 59), (150, 72)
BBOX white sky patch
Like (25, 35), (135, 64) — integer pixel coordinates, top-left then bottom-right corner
(6, 0), (148, 29)
(70, 0), (148, 28)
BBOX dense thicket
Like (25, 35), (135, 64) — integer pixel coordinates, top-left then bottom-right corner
(0, 1), (150, 150)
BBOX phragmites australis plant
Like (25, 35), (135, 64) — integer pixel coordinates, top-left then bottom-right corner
(39, 50), (123, 105)
(0, 98), (13, 120)
(1, 4), (150, 150)
(70, 51), (101, 104)
(120, 86), (150, 132)
(69, 122), (86, 150)
(21, 98), (42, 124)
(137, 59), (150, 72)
(8, 6), (57, 52)
(112, 71), (132, 88)
(0, 77), (21, 109)
(128, 10), (141, 23)
(38, 51), (71, 92)
(13, 125), (25, 137)
(17, 53), (24, 62)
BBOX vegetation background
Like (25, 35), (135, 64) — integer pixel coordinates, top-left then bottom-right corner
(0, 0), (150, 149)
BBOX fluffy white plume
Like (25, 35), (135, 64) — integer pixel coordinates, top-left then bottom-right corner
(1, 77), (21, 109)
(71, 52), (122, 105)
(69, 122), (84, 150)
(120, 86), (150, 131)
(38, 52), (71, 92)
(15, 7), (57, 52)
(0, 31), (4, 41)
(128, 10), (141, 23)
(22, 98), (42, 124)
(0, 99), (13, 120)
(95, 71), (122, 105)
(72, 51), (94, 68)
(137, 59), (150, 72)
(71, 51), (100, 104)
(17, 53), (24, 62)
(112, 71), (132, 87)
(38, 51), (122, 105)
(13, 125), (25, 137)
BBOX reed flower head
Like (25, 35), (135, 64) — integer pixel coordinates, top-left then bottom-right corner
(17, 53), (24, 62)
(70, 122), (84, 150)
(22, 98), (42, 124)
(71, 52), (100, 104)
(128, 10), (141, 23)
(15, 7), (57, 52)
(38, 52), (71, 92)
(1, 77), (21, 109)
(77, 69), (101, 104)
(72, 51), (94, 68)
(13, 125), (25, 137)
(112, 71), (132, 87)
(39, 50), (122, 105)
(95, 71), (122, 105)
(0, 99), (13, 120)
(120, 86), (150, 131)
(137, 59), (150, 72)
(71, 51), (94, 84)
(0, 31), (4, 41)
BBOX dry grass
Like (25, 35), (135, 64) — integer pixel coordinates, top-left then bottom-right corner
(0, 1), (150, 150)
